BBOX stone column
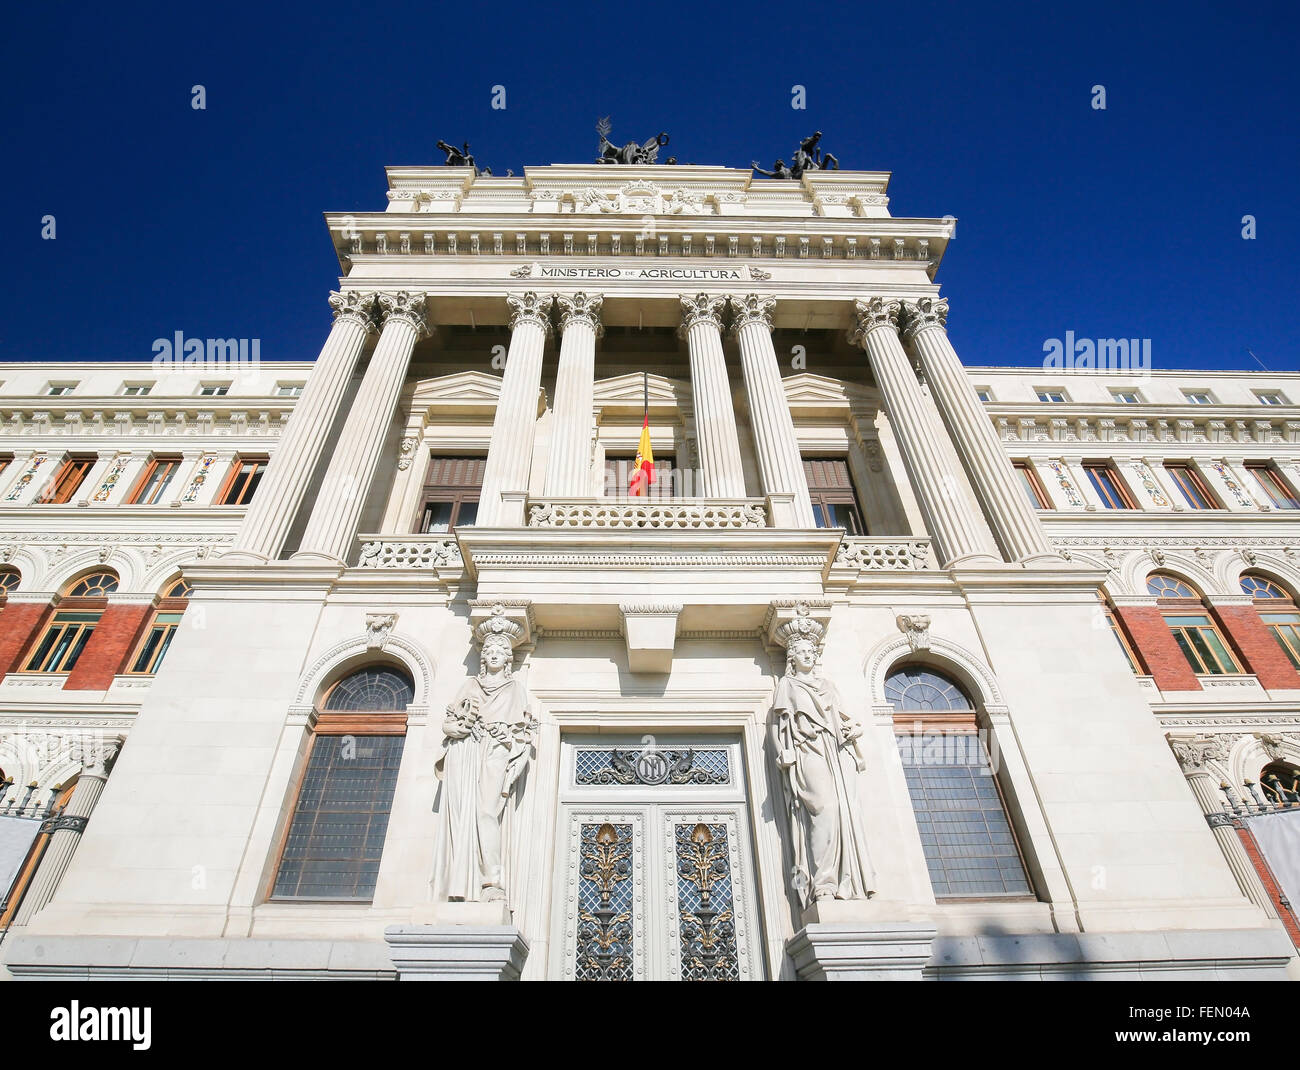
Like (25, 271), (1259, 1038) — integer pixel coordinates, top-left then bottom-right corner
(728, 295), (815, 527)
(900, 298), (1057, 563)
(544, 293), (603, 496)
(293, 292), (429, 563)
(849, 298), (999, 567)
(679, 294), (744, 497)
(226, 291), (376, 561)
(12, 738), (121, 926)
(477, 293), (553, 525)
(1167, 734), (1276, 918)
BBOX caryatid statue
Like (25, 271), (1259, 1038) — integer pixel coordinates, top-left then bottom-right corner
(434, 607), (538, 903)
(769, 613), (875, 906)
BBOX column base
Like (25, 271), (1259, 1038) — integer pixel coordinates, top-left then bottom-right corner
(941, 551), (1003, 568)
(787, 910), (937, 981)
(288, 549), (348, 566)
(213, 549), (273, 564)
(385, 919), (529, 981)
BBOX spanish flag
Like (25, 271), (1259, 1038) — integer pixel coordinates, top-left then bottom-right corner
(630, 412), (655, 496)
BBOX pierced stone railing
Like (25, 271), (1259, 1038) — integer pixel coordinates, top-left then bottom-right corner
(357, 536), (463, 569)
(527, 498), (768, 530)
(833, 537), (933, 570)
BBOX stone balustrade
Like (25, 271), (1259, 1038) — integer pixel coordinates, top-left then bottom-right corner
(357, 536), (463, 569)
(832, 537), (934, 571)
(526, 498), (768, 530)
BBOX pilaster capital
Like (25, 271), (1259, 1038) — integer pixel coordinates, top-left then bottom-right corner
(555, 291), (604, 337)
(376, 291), (431, 338)
(899, 297), (950, 344)
(677, 293), (727, 338)
(77, 736), (123, 779)
(847, 297), (901, 346)
(727, 293), (776, 336)
(505, 291), (554, 336)
(1166, 732), (1233, 773)
(327, 290), (378, 333)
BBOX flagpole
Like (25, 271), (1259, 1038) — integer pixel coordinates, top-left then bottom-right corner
(643, 370), (648, 415)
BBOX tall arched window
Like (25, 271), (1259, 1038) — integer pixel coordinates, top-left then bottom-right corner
(1146, 573), (1241, 676)
(126, 578), (192, 675)
(22, 571), (119, 674)
(1241, 573), (1300, 670)
(887, 665), (1033, 899)
(271, 665), (414, 902)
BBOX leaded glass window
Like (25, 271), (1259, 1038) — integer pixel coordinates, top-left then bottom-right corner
(884, 667), (973, 712)
(323, 667), (414, 711)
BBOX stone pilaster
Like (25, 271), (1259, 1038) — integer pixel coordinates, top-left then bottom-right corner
(900, 298), (1057, 563)
(477, 293), (554, 525)
(728, 294), (815, 527)
(226, 291), (377, 561)
(12, 738), (121, 926)
(293, 291), (429, 563)
(544, 292), (603, 496)
(850, 298), (1000, 566)
(679, 294), (744, 497)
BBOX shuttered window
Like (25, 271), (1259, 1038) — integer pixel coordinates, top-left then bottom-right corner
(418, 456), (484, 532)
(802, 458), (867, 534)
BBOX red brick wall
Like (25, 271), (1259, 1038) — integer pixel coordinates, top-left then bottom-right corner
(1114, 605), (1202, 691)
(0, 602), (50, 676)
(1237, 823), (1300, 949)
(1214, 604), (1300, 691)
(63, 604), (152, 691)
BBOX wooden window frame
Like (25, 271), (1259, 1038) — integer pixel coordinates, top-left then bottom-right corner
(604, 454), (678, 499)
(215, 456), (268, 506)
(36, 455), (96, 505)
(1148, 577), (1242, 676)
(1083, 462), (1137, 510)
(1013, 461), (1053, 509)
(1164, 462), (1221, 510)
(22, 604), (106, 674)
(124, 589), (190, 676)
(0, 568), (19, 604)
(0, 779), (78, 928)
(1243, 575), (1300, 671)
(1099, 592), (1144, 673)
(126, 456), (182, 505)
(417, 455), (485, 532)
(1245, 462), (1300, 510)
(802, 458), (868, 534)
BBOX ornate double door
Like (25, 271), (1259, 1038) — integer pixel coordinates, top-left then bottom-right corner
(552, 735), (765, 981)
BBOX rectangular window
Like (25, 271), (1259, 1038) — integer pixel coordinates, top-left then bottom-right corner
(275, 383), (304, 397)
(975, 388), (993, 402)
(1260, 612), (1300, 670)
(1111, 390), (1141, 404)
(1164, 463), (1220, 510)
(37, 456), (95, 504)
(1164, 613), (1242, 675)
(217, 456), (268, 505)
(1256, 392), (1286, 406)
(23, 612), (101, 673)
(121, 383), (153, 396)
(1083, 463), (1136, 509)
(127, 612), (184, 674)
(198, 383), (230, 396)
(604, 455), (678, 498)
(1036, 390), (1067, 403)
(418, 455), (484, 532)
(1183, 391), (1213, 405)
(1100, 598), (1141, 673)
(1245, 463), (1300, 510)
(45, 383), (77, 396)
(127, 456), (181, 505)
(1013, 461), (1052, 509)
(803, 458), (867, 534)
(271, 733), (405, 901)
(895, 731), (1033, 898)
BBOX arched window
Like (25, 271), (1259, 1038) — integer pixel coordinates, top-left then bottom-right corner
(126, 577), (193, 675)
(0, 567), (20, 603)
(271, 665), (413, 902)
(22, 571), (119, 674)
(1241, 574), (1300, 670)
(1261, 761), (1300, 807)
(887, 665), (1033, 899)
(1146, 572), (1241, 676)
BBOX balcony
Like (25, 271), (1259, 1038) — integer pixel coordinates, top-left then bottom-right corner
(527, 497), (767, 530)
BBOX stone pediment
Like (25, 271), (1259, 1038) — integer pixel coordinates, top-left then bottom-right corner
(593, 373), (687, 410)
(411, 370), (510, 416)
(783, 373), (876, 415)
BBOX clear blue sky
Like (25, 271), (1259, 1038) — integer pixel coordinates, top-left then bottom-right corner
(3, 0), (1296, 371)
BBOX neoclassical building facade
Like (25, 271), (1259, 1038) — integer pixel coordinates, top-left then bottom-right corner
(1, 161), (1298, 980)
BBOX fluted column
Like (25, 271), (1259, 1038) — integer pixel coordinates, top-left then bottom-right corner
(1168, 735), (1276, 918)
(850, 298), (999, 566)
(294, 292), (429, 563)
(225, 291), (377, 561)
(679, 294), (745, 497)
(13, 738), (120, 926)
(478, 293), (554, 524)
(728, 295), (815, 527)
(544, 292), (603, 496)
(901, 298), (1057, 563)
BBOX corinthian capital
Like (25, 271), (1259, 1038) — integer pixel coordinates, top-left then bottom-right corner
(847, 297), (901, 346)
(506, 291), (555, 335)
(328, 290), (377, 332)
(1166, 732), (1233, 773)
(900, 297), (950, 344)
(376, 291), (431, 337)
(677, 293), (726, 337)
(555, 291), (605, 337)
(727, 294), (776, 335)
(78, 736), (123, 778)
